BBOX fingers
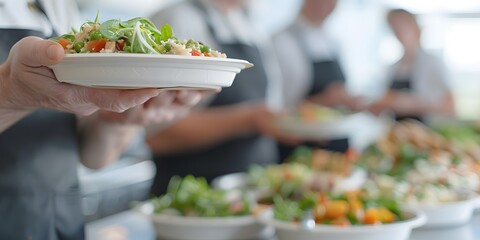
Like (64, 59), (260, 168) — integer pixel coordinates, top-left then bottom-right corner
(176, 90), (202, 107)
(11, 36), (64, 67)
(83, 88), (160, 113)
(144, 91), (175, 109)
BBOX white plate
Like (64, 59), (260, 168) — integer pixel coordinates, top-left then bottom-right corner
(51, 53), (253, 89)
(275, 112), (364, 140)
(259, 209), (426, 240)
(136, 202), (273, 240)
(404, 195), (480, 228)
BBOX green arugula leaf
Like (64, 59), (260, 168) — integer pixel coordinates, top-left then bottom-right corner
(161, 24), (173, 41)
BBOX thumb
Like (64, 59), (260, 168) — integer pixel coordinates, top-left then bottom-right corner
(11, 36), (64, 67)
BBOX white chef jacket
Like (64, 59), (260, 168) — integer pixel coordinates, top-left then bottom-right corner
(0, 0), (81, 37)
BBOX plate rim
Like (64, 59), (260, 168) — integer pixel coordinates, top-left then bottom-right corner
(60, 53), (254, 68)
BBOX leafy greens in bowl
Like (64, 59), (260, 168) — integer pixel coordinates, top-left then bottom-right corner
(144, 176), (272, 240)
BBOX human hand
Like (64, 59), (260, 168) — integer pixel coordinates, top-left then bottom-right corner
(252, 104), (303, 145)
(97, 89), (213, 125)
(0, 36), (163, 116)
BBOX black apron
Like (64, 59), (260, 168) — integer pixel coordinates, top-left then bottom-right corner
(151, 2), (277, 195)
(0, 12), (84, 240)
(390, 76), (423, 122)
(278, 50), (349, 162)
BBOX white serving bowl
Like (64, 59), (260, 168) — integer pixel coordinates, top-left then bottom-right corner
(405, 195), (480, 228)
(51, 54), (252, 89)
(137, 202), (272, 240)
(260, 210), (426, 240)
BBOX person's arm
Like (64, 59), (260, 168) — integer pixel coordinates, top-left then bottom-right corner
(370, 90), (454, 116)
(147, 103), (302, 155)
(308, 82), (366, 111)
(78, 90), (205, 169)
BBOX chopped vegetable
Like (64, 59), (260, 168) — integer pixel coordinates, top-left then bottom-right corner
(273, 192), (404, 226)
(151, 175), (252, 217)
(51, 15), (226, 58)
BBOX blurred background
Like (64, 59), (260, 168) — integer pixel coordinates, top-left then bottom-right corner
(75, 0), (480, 223)
(78, 0), (480, 119)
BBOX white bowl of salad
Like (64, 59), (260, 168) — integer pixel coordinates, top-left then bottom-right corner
(260, 192), (426, 240)
(141, 176), (272, 240)
(50, 15), (252, 90)
(404, 195), (480, 228)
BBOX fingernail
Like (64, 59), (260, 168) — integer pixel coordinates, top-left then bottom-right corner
(47, 44), (61, 61)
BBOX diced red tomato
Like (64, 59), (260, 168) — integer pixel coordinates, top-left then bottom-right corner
(191, 50), (201, 56)
(203, 52), (210, 57)
(87, 39), (107, 52)
(58, 38), (72, 49)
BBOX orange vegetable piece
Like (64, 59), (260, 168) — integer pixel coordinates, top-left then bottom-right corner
(58, 38), (72, 49)
(363, 208), (381, 225)
(325, 200), (349, 219)
(379, 208), (395, 223)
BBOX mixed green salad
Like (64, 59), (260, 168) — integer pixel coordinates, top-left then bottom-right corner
(273, 191), (404, 226)
(52, 14), (226, 57)
(151, 175), (252, 217)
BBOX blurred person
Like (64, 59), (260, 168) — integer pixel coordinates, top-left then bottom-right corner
(0, 0), (205, 239)
(147, 0), (298, 195)
(272, 0), (362, 159)
(368, 9), (454, 121)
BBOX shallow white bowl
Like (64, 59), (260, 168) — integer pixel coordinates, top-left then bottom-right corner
(137, 202), (272, 240)
(405, 195), (480, 228)
(51, 54), (253, 89)
(261, 210), (426, 240)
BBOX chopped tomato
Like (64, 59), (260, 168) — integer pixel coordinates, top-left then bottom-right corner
(58, 38), (72, 49)
(203, 52), (210, 57)
(191, 50), (201, 56)
(116, 40), (125, 51)
(87, 39), (107, 52)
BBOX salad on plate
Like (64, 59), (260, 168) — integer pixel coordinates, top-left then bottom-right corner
(52, 14), (226, 58)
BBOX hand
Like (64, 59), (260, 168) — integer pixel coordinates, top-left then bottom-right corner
(310, 83), (367, 111)
(97, 89), (209, 125)
(0, 37), (162, 116)
(253, 104), (303, 145)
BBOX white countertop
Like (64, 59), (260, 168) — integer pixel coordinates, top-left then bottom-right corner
(87, 210), (480, 240)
